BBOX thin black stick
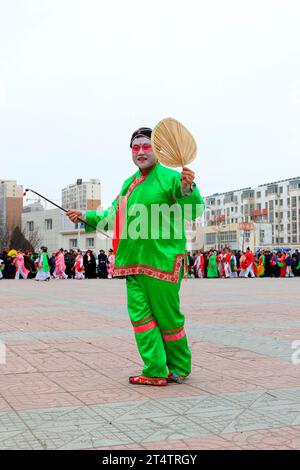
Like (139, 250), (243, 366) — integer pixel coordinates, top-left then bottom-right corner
(24, 188), (110, 238)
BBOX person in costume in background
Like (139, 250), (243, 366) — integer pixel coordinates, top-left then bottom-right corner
(277, 251), (287, 278)
(222, 248), (232, 279)
(35, 246), (51, 281)
(285, 252), (294, 277)
(257, 250), (265, 277)
(98, 249), (108, 278)
(217, 251), (223, 278)
(245, 247), (256, 278)
(239, 251), (248, 277)
(292, 251), (300, 277)
(107, 249), (115, 279)
(203, 252), (209, 277)
(24, 250), (35, 278)
(69, 250), (76, 279)
(74, 249), (85, 279)
(13, 251), (30, 280)
(206, 250), (219, 278)
(187, 252), (195, 278)
(236, 250), (241, 273)
(1, 251), (16, 278)
(53, 248), (68, 279)
(0, 259), (4, 279)
(295, 250), (300, 276)
(270, 251), (280, 277)
(67, 126), (204, 386)
(230, 251), (238, 278)
(83, 250), (97, 279)
(48, 253), (56, 276)
(193, 251), (204, 278)
(264, 250), (272, 277)
(64, 250), (72, 279)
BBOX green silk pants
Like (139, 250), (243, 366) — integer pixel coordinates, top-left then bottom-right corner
(126, 272), (191, 378)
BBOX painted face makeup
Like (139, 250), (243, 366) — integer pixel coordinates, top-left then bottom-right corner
(132, 143), (153, 155)
(131, 136), (157, 171)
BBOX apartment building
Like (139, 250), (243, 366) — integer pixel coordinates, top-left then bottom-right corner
(61, 179), (101, 211)
(0, 180), (23, 231)
(200, 176), (300, 251)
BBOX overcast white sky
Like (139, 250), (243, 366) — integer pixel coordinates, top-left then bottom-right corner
(0, 0), (300, 208)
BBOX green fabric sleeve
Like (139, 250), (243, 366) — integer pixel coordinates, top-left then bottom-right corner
(85, 196), (119, 233)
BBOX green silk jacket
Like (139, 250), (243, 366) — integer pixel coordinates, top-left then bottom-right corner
(85, 163), (204, 282)
(40, 253), (50, 272)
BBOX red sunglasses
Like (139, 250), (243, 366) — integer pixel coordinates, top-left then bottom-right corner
(132, 143), (153, 154)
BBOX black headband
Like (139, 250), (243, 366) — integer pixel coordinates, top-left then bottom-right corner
(130, 127), (152, 148)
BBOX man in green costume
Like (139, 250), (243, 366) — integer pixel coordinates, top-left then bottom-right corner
(67, 127), (204, 386)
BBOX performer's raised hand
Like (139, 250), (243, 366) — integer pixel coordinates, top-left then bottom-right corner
(67, 210), (82, 224)
(181, 166), (195, 192)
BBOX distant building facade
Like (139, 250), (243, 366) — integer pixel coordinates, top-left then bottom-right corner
(0, 180), (23, 232)
(201, 177), (300, 251)
(186, 220), (272, 253)
(61, 179), (101, 211)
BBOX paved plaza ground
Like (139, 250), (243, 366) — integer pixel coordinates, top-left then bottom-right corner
(0, 277), (300, 450)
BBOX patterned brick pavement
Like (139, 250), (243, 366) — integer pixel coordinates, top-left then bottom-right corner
(0, 278), (299, 449)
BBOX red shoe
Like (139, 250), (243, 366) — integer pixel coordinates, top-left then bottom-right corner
(167, 373), (186, 384)
(129, 375), (168, 386)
